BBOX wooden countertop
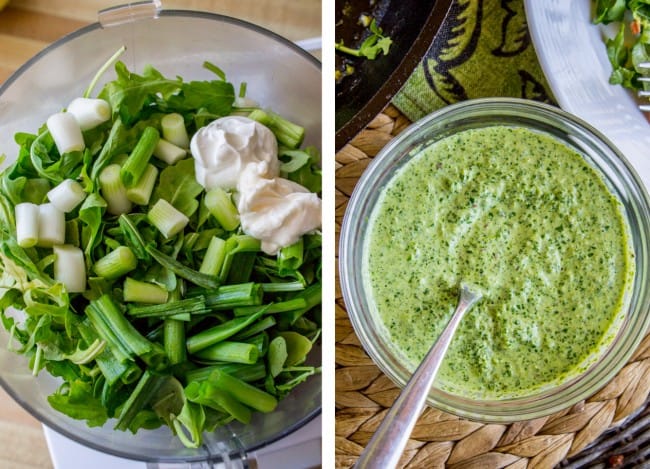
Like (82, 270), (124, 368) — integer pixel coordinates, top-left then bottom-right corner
(0, 1), (320, 467)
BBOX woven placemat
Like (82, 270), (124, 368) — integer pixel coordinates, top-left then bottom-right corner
(334, 105), (650, 469)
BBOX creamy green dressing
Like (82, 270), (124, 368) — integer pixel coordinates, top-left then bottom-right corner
(363, 126), (634, 399)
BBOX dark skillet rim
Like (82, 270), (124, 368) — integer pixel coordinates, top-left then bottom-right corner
(334, 0), (453, 151)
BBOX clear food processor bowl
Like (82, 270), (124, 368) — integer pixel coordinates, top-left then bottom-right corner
(0, 4), (321, 465)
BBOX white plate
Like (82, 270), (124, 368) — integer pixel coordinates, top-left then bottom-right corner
(525, 0), (650, 190)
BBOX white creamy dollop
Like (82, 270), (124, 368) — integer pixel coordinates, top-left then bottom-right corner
(191, 115), (321, 255)
(190, 116), (278, 190)
(236, 164), (322, 254)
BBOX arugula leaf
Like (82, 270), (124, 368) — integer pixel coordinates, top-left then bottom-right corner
(99, 62), (180, 126)
(594, 0), (627, 24)
(22, 178), (51, 205)
(335, 19), (393, 60)
(151, 158), (203, 218)
(48, 379), (109, 427)
(164, 80), (235, 117)
(286, 146), (322, 194)
(606, 24), (639, 89)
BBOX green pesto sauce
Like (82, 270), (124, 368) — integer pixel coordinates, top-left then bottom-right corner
(363, 126), (634, 399)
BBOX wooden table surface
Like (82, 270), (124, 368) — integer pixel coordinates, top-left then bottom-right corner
(0, 1), (320, 467)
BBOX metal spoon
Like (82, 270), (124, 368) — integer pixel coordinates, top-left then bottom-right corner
(356, 283), (483, 469)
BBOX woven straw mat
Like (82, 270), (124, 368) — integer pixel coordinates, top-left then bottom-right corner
(334, 105), (650, 469)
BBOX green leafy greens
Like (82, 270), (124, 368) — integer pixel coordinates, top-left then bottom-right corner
(0, 55), (321, 448)
(594, 0), (650, 90)
(335, 19), (393, 60)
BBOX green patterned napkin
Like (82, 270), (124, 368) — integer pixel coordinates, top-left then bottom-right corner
(392, 0), (555, 122)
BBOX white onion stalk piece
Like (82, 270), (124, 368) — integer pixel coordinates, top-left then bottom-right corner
(37, 203), (66, 247)
(53, 244), (86, 293)
(153, 138), (187, 165)
(47, 179), (87, 213)
(15, 202), (40, 248)
(148, 199), (189, 239)
(47, 112), (85, 154)
(161, 113), (190, 148)
(99, 164), (132, 215)
(67, 98), (111, 130)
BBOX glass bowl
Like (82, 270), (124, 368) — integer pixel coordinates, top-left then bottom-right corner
(0, 8), (321, 464)
(339, 98), (650, 422)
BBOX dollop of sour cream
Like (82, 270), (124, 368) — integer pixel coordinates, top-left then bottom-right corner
(190, 116), (322, 254)
(236, 164), (321, 254)
(190, 116), (279, 190)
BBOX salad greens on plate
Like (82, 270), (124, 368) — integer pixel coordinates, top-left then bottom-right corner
(0, 49), (321, 448)
(594, 0), (650, 90)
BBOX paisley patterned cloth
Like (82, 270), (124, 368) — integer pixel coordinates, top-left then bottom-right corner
(392, 0), (555, 121)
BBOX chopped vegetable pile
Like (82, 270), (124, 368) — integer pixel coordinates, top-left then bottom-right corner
(0, 49), (322, 448)
(594, 0), (650, 90)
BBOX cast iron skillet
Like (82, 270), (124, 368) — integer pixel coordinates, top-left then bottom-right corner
(335, 0), (452, 150)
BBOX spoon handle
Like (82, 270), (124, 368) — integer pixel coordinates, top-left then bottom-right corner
(355, 286), (482, 469)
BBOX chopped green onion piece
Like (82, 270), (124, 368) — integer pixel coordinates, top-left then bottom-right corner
(233, 298), (307, 317)
(247, 109), (305, 149)
(83, 45), (125, 98)
(208, 368), (277, 413)
(117, 214), (149, 261)
(99, 164), (132, 215)
(93, 246), (137, 280)
(231, 316), (277, 340)
(185, 381), (251, 424)
(127, 296), (208, 318)
(153, 138), (186, 165)
(123, 277), (168, 304)
(186, 309), (265, 354)
(261, 281), (306, 293)
(67, 98), (111, 131)
(161, 113), (189, 148)
(199, 236), (226, 276)
(53, 245), (86, 293)
(278, 239), (304, 274)
(115, 370), (166, 431)
(47, 112), (85, 154)
(37, 203), (66, 247)
(204, 188), (239, 231)
(148, 198), (189, 239)
(243, 332), (268, 356)
(126, 164), (158, 205)
(47, 179), (87, 213)
(193, 341), (259, 365)
(146, 245), (220, 289)
(279, 282), (322, 325)
(219, 235), (261, 281)
(164, 319), (186, 365)
(185, 362), (266, 383)
(15, 202), (39, 248)
(198, 282), (263, 310)
(86, 294), (169, 371)
(120, 126), (159, 187)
